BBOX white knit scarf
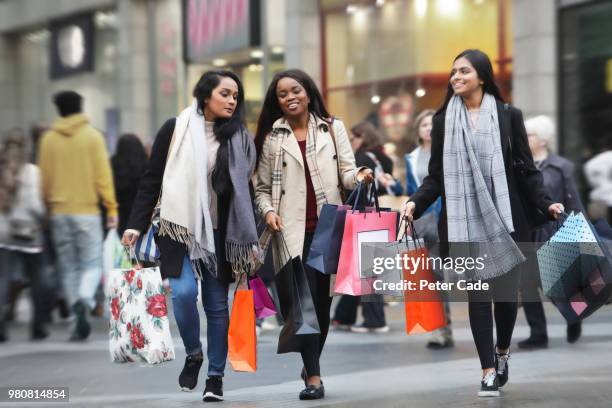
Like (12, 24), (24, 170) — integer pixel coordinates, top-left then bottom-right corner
(158, 100), (216, 278)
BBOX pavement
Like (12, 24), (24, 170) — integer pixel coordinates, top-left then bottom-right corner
(1, 292), (611, 408)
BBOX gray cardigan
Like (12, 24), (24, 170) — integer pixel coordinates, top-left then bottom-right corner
(0, 164), (45, 252)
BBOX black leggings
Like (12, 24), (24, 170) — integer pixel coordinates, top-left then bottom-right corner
(300, 232), (333, 378)
(467, 268), (520, 369)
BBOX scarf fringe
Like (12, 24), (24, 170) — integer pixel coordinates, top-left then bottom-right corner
(158, 219), (192, 245)
(226, 240), (263, 277)
(159, 218), (218, 280)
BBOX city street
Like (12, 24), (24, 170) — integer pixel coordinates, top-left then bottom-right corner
(1, 296), (611, 407)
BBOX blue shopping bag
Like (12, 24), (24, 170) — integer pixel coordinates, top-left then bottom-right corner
(134, 209), (160, 264)
(538, 212), (612, 306)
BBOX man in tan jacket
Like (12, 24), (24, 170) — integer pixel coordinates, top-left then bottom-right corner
(38, 91), (118, 341)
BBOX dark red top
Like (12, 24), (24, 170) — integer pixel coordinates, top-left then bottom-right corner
(297, 140), (319, 232)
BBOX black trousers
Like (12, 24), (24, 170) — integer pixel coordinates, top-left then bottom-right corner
(333, 294), (386, 327)
(519, 256), (548, 339)
(467, 268), (520, 369)
(300, 232), (333, 378)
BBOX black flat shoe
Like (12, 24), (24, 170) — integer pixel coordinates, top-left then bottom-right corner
(517, 336), (548, 350)
(299, 383), (325, 400)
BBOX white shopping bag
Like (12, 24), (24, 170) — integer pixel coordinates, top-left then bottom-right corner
(108, 264), (175, 364)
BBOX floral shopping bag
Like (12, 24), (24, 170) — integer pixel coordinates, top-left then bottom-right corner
(108, 265), (175, 364)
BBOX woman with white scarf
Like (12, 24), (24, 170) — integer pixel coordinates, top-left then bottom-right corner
(122, 70), (261, 403)
(403, 50), (564, 397)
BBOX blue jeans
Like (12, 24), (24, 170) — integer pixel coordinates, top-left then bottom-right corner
(50, 215), (103, 310)
(169, 255), (229, 377)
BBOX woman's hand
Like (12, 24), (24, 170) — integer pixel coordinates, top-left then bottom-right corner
(402, 201), (416, 222)
(548, 203), (565, 220)
(265, 211), (283, 232)
(357, 168), (374, 184)
(121, 229), (141, 247)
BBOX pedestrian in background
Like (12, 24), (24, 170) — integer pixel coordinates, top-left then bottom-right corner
(0, 128), (48, 342)
(123, 70), (261, 403)
(37, 91), (118, 341)
(405, 109), (453, 349)
(518, 115), (585, 349)
(254, 69), (373, 401)
(403, 49), (564, 397)
(332, 121), (391, 334)
(111, 133), (147, 236)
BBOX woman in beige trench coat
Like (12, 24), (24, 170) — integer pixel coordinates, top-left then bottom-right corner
(254, 69), (372, 400)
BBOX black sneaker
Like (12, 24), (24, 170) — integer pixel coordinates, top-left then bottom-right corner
(203, 376), (223, 402)
(178, 352), (203, 391)
(299, 382), (325, 400)
(69, 301), (91, 341)
(478, 372), (499, 397)
(518, 335), (548, 350)
(495, 352), (510, 387)
(567, 322), (582, 344)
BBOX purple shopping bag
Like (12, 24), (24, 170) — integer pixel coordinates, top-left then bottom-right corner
(249, 275), (277, 319)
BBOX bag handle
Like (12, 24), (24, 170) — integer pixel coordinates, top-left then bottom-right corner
(327, 117), (349, 203)
(125, 246), (143, 269)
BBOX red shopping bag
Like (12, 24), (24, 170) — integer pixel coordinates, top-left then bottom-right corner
(335, 209), (398, 295)
(228, 282), (257, 372)
(402, 243), (447, 334)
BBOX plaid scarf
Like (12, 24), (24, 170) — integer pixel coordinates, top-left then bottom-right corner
(259, 115), (329, 266)
(443, 94), (525, 280)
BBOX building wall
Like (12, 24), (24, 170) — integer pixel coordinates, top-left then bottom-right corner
(284, 0), (322, 87)
(512, 0), (557, 149)
(0, 0), (115, 32)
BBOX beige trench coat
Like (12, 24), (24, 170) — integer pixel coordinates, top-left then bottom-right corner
(255, 116), (363, 269)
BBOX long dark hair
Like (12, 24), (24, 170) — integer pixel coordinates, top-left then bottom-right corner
(254, 69), (330, 167)
(193, 70), (246, 197)
(111, 134), (147, 184)
(437, 49), (504, 114)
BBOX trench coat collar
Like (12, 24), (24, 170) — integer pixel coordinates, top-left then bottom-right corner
(272, 115), (332, 167)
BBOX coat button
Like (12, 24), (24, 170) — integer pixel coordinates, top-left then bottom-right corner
(333, 154), (338, 160)
(281, 190), (285, 195)
(283, 161), (287, 167)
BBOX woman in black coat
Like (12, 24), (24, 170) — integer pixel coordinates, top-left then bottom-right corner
(404, 49), (564, 397)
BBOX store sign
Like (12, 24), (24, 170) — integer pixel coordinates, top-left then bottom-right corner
(183, 0), (260, 62)
(50, 14), (95, 79)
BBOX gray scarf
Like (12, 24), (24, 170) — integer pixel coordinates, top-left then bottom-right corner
(443, 93), (525, 280)
(225, 126), (263, 275)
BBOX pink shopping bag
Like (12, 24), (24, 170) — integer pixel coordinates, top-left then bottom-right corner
(335, 209), (398, 295)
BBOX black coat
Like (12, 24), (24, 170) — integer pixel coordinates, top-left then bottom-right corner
(410, 100), (554, 246)
(533, 154), (585, 242)
(126, 118), (233, 282)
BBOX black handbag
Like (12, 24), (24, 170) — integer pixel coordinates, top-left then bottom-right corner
(503, 104), (549, 230)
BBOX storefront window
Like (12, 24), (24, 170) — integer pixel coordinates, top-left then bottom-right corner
(321, 0), (512, 154)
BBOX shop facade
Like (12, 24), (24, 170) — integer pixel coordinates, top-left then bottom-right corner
(319, 0), (513, 154)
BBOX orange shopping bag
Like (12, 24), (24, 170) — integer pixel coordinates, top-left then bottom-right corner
(228, 277), (257, 372)
(402, 224), (447, 335)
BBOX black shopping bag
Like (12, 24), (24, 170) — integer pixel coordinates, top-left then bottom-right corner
(274, 234), (320, 354)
